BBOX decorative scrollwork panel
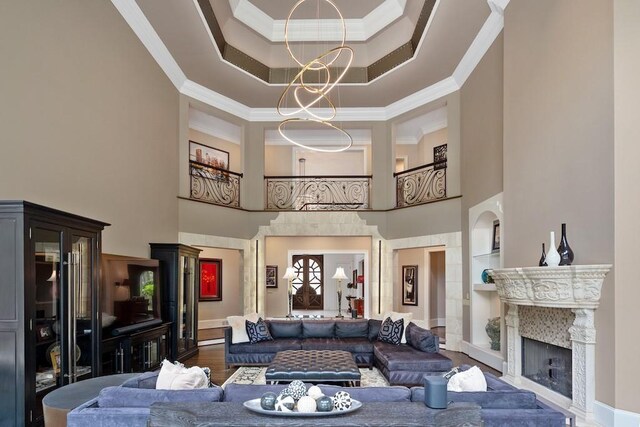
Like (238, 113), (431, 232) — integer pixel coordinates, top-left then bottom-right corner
(190, 163), (241, 208)
(396, 166), (446, 208)
(265, 176), (370, 211)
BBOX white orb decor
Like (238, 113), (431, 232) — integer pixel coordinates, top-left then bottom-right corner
(275, 394), (295, 412)
(285, 380), (307, 401)
(332, 391), (352, 411)
(307, 385), (324, 400)
(296, 396), (317, 413)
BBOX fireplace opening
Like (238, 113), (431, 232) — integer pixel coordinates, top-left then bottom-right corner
(522, 337), (572, 398)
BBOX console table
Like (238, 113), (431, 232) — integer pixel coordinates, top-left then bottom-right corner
(149, 401), (481, 427)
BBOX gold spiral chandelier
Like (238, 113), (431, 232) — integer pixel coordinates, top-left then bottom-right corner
(277, 0), (353, 153)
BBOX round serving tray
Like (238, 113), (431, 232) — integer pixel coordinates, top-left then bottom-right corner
(243, 398), (362, 417)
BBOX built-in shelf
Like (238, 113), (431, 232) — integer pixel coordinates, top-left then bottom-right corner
(472, 252), (500, 260)
(472, 283), (496, 291)
(462, 341), (504, 372)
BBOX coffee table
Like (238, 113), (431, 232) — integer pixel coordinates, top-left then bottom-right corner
(265, 350), (361, 386)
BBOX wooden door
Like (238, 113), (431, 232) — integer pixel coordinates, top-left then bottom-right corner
(291, 255), (324, 310)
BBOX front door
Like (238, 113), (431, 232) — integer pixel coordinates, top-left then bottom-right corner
(291, 255), (324, 310)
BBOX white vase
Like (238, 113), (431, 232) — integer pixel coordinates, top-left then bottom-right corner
(545, 231), (561, 267)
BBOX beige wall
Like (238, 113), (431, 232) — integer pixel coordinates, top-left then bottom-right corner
(503, 0), (615, 407)
(395, 145), (419, 169)
(418, 128), (448, 165)
(196, 247), (243, 322)
(0, 0), (179, 258)
(264, 236), (371, 317)
(613, 0), (640, 414)
(188, 129), (241, 172)
(459, 34), (504, 341)
(429, 251), (446, 326)
(265, 146), (294, 176)
(394, 248), (428, 320)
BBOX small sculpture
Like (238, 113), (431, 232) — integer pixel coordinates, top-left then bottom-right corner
(485, 317), (501, 351)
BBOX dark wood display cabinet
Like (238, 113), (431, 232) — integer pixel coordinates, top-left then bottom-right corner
(101, 322), (170, 375)
(0, 201), (108, 426)
(150, 244), (201, 362)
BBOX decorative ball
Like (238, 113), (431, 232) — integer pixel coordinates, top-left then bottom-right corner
(316, 396), (334, 412)
(260, 392), (277, 411)
(284, 380), (307, 401)
(481, 269), (494, 284)
(307, 385), (324, 400)
(332, 391), (352, 411)
(296, 396), (317, 413)
(275, 394), (295, 412)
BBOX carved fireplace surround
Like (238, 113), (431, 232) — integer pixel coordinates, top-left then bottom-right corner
(490, 265), (611, 423)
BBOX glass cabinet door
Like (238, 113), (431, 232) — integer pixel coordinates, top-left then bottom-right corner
(185, 256), (197, 350)
(177, 256), (187, 354)
(70, 234), (93, 381)
(33, 228), (62, 396)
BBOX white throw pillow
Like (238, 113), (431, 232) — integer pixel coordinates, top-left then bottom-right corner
(156, 360), (208, 390)
(447, 366), (487, 392)
(382, 311), (413, 344)
(226, 313), (260, 344)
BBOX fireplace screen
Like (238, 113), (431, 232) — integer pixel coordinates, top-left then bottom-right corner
(522, 337), (572, 398)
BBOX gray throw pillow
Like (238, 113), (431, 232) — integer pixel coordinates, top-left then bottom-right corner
(406, 322), (439, 353)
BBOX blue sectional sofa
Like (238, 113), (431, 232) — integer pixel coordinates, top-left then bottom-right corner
(224, 318), (453, 385)
(67, 369), (567, 427)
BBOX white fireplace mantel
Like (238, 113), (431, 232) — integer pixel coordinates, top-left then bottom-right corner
(490, 265), (612, 423)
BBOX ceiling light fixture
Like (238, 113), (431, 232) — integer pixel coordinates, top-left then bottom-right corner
(277, 0), (353, 153)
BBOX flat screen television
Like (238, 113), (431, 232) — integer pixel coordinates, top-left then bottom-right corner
(101, 254), (162, 332)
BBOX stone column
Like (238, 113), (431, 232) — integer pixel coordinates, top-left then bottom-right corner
(568, 308), (597, 421)
(504, 303), (521, 382)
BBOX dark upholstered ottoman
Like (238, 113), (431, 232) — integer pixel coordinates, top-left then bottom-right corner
(265, 350), (361, 386)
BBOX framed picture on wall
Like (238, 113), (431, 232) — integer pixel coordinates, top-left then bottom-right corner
(433, 144), (447, 170)
(492, 220), (500, 252)
(402, 265), (418, 306)
(266, 265), (278, 288)
(189, 140), (229, 179)
(199, 258), (222, 301)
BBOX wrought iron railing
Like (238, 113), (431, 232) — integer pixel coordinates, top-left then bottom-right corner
(394, 161), (447, 208)
(190, 161), (242, 208)
(265, 175), (371, 211)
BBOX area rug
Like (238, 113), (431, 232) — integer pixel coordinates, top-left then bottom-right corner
(222, 366), (389, 388)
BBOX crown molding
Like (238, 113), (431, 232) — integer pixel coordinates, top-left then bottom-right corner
(229, 0), (407, 43)
(395, 107), (447, 144)
(189, 109), (242, 144)
(264, 129), (372, 146)
(112, 0), (507, 122)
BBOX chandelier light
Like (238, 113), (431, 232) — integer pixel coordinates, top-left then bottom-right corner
(277, 0), (353, 153)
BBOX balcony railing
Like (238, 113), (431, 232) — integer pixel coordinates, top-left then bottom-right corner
(265, 175), (371, 211)
(394, 161), (447, 208)
(190, 161), (242, 208)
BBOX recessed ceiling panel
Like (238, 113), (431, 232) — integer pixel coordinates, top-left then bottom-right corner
(248, 0), (386, 20)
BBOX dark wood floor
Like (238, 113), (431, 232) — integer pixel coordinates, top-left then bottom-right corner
(184, 343), (501, 386)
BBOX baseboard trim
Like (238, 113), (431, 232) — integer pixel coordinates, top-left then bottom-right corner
(594, 400), (640, 427)
(199, 338), (225, 346)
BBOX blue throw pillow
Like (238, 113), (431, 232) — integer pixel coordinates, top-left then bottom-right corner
(245, 318), (273, 343)
(377, 317), (404, 345)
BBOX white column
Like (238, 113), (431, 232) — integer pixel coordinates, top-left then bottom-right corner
(504, 303), (521, 382)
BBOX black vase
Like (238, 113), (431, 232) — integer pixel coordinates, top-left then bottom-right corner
(539, 243), (547, 266)
(557, 223), (574, 265)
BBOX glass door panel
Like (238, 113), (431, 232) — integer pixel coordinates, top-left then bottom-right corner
(178, 256), (187, 354)
(71, 235), (93, 380)
(186, 256), (197, 350)
(33, 228), (62, 394)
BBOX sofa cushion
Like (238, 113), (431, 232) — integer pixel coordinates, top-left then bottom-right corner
(121, 371), (159, 389)
(97, 385), (223, 408)
(227, 313), (260, 344)
(228, 338), (302, 354)
(383, 311), (413, 343)
(368, 319), (382, 341)
(406, 322), (439, 353)
(246, 318), (273, 343)
(374, 341), (453, 372)
(222, 383), (411, 403)
(377, 317), (404, 345)
(267, 320), (302, 339)
(156, 360), (208, 390)
(335, 320), (369, 338)
(301, 337), (373, 353)
(302, 320), (336, 338)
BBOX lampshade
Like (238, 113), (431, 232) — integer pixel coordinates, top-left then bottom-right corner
(47, 267), (57, 282)
(282, 267), (297, 280)
(332, 267), (348, 280)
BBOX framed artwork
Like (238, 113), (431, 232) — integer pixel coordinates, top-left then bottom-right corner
(199, 258), (222, 301)
(266, 265), (278, 288)
(36, 324), (53, 342)
(492, 220), (500, 252)
(50, 348), (61, 374)
(402, 265), (418, 306)
(189, 140), (229, 177)
(433, 143), (447, 170)
(350, 269), (358, 289)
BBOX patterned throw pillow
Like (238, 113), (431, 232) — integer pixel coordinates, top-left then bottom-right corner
(246, 317), (273, 343)
(377, 317), (404, 345)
